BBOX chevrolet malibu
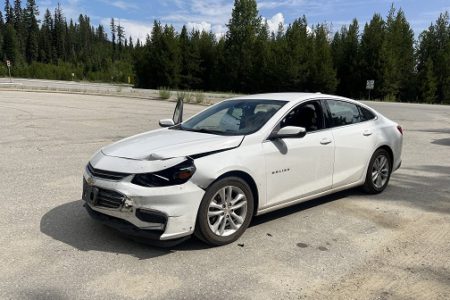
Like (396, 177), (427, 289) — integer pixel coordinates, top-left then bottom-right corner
(82, 93), (403, 246)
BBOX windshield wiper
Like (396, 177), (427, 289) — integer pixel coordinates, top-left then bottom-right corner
(187, 128), (226, 135)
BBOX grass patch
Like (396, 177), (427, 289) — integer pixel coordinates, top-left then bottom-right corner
(159, 87), (172, 100)
(194, 92), (205, 104)
(177, 90), (194, 103)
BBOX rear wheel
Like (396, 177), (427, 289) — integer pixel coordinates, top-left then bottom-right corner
(363, 148), (392, 194)
(195, 177), (254, 246)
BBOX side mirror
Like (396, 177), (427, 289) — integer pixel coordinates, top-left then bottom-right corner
(159, 119), (175, 127)
(269, 126), (306, 140)
(173, 98), (184, 125)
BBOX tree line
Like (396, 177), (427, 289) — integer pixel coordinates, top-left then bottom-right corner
(135, 0), (450, 104)
(0, 0), (134, 82)
(1, 0), (450, 103)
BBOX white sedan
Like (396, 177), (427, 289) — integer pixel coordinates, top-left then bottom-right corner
(82, 93), (403, 246)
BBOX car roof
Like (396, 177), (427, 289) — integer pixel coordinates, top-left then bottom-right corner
(229, 92), (349, 103)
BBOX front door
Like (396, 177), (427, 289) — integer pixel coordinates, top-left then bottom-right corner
(263, 100), (334, 207)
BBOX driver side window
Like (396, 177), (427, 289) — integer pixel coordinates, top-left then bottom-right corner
(280, 101), (324, 132)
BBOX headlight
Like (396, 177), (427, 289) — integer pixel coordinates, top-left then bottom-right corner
(132, 159), (196, 187)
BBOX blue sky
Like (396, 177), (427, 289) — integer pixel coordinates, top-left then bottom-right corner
(35, 0), (450, 41)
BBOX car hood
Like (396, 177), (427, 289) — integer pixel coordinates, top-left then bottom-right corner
(101, 128), (244, 160)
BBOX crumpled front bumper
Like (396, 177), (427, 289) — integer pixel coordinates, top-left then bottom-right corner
(83, 169), (205, 241)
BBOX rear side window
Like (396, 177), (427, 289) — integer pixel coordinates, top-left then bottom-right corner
(359, 106), (376, 121)
(327, 100), (363, 127)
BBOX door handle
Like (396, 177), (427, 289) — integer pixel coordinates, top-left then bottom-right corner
(320, 138), (332, 145)
(363, 130), (373, 136)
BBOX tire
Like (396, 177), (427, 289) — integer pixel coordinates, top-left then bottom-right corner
(195, 177), (254, 246)
(362, 148), (392, 194)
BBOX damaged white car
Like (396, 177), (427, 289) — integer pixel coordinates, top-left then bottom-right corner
(83, 93), (403, 246)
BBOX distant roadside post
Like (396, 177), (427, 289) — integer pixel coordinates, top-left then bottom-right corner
(366, 80), (375, 100)
(6, 60), (12, 83)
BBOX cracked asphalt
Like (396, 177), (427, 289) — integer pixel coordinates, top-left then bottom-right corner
(0, 90), (449, 299)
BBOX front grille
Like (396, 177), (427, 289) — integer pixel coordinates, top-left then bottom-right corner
(96, 188), (125, 209)
(87, 163), (130, 181)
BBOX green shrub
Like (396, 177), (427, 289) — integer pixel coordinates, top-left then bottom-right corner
(176, 90), (185, 101)
(176, 90), (193, 102)
(383, 94), (397, 102)
(185, 90), (193, 103)
(159, 87), (172, 99)
(194, 92), (205, 104)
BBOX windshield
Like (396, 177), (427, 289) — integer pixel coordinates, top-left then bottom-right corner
(178, 100), (287, 136)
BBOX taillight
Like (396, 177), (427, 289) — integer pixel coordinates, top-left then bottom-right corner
(397, 125), (403, 135)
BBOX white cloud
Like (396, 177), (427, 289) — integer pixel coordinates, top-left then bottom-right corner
(110, 1), (138, 10)
(212, 24), (226, 40)
(185, 22), (226, 40)
(263, 12), (285, 33)
(101, 18), (152, 42)
(159, 0), (232, 40)
(186, 21), (212, 33)
(258, 0), (305, 10)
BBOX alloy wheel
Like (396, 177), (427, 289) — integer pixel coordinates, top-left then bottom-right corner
(372, 154), (390, 189)
(207, 186), (248, 237)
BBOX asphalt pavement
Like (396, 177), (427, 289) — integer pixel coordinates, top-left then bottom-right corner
(0, 90), (449, 299)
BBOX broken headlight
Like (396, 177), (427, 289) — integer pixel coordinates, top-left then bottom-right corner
(132, 159), (196, 187)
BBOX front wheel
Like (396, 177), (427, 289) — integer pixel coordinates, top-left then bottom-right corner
(363, 148), (392, 194)
(195, 177), (254, 246)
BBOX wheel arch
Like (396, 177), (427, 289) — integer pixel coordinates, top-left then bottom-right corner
(215, 171), (259, 216)
(377, 145), (394, 169)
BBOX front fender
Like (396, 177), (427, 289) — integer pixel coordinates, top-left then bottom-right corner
(190, 144), (267, 207)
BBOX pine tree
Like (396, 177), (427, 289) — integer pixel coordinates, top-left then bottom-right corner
(198, 31), (218, 91)
(53, 3), (66, 60)
(224, 0), (261, 92)
(128, 36), (133, 49)
(381, 6), (415, 101)
(24, 0), (39, 63)
(250, 20), (270, 92)
(134, 21), (181, 88)
(360, 14), (385, 99)
(13, 0), (25, 57)
(5, 0), (14, 25)
(117, 20), (124, 57)
(0, 11), (4, 29)
(3, 24), (18, 62)
(0, 12), (3, 59)
(421, 58), (438, 103)
(39, 9), (53, 62)
(110, 18), (116, 60)
(283, 16), (311, 91)
(332, 19), (361, 98)
(310, 24), (337, 93)
(179, 26), (202, 89)
(417, 12), (450, 103)
(13, 0), (22, 30)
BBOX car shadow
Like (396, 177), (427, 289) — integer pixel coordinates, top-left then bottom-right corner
(370, 165), (450, 214)
(251, 189), (358, 226)
(41, 192), (353, 258)
(41, 165), (449, 258)
(40, 200), (209, 260)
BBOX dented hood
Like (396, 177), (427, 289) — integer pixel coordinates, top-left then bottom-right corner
(101, 128), (243, 160)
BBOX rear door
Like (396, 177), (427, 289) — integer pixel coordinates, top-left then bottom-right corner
(263, 100), (334, 206)
(325, 100), (377, 187)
